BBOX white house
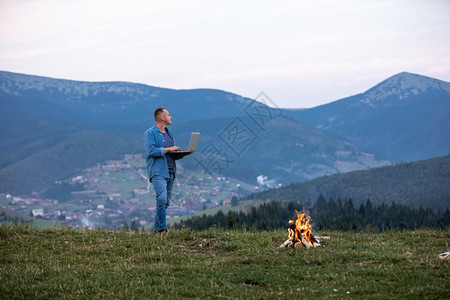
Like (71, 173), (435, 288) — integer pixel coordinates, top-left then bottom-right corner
(32, 209), (44, 217)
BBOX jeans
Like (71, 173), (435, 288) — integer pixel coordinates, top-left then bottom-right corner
(152, 174), (175, 231)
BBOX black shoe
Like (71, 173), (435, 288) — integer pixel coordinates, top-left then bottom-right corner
(154, 228), (167, 234)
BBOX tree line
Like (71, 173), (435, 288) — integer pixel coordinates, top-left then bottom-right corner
(174, 195), (450, 232)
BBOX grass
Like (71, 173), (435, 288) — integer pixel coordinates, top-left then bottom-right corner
(1, 224), (449, 299)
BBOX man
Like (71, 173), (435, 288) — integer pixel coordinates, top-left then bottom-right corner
(143, 107), (194, 234)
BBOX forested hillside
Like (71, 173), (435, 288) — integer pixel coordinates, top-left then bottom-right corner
(244, 155), (450, 210)
(174, 197), (450, 232)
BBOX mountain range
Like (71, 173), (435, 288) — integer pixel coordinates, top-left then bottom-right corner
(0, 70), (448, 196)
(286, 72), (450, 162)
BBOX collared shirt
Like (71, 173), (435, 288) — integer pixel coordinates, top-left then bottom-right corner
(143, 125), (177, 181)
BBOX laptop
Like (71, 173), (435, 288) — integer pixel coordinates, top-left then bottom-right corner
(170, 132), (200, 154)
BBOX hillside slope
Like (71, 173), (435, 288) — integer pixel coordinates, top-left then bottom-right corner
(0, 120), (143, 194)
(245, 155), (450, 210)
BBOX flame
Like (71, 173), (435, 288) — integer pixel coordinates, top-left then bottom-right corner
(288, 210), (314, 247)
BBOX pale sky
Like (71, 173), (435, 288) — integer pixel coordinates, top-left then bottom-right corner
(0, 0), (449, 108)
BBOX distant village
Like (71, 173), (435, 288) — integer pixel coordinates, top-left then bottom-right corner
(0, 154), (260, 230)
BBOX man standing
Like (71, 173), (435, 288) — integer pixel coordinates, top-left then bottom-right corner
(144, 107), (193, 234)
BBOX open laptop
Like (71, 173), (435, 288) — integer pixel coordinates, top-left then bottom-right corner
(170, 132), (200, 154)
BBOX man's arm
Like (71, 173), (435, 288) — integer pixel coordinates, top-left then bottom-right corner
(144, 131), (165, 158)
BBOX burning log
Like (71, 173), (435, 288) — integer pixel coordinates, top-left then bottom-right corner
(314, 236), (330, 241)
(279, 234), (322, 249)
(279, 238), (295, 248)
(300, 236), (311, 248)
(279, 211), (327, 249)
(294, 241), (305, 249)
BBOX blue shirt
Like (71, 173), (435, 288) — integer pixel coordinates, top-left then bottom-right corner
(143, 125), (177, 181)
(162, 131), (175, 174)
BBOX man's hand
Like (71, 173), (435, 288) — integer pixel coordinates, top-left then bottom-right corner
(165, 146), (180, 153)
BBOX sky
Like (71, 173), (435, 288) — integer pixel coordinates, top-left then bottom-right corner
(0, 0), (449, 108)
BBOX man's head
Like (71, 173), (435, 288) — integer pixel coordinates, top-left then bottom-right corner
(154, 107), (172, 126)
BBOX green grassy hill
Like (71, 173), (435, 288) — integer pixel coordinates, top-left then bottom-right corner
(1, 224), (449, 299)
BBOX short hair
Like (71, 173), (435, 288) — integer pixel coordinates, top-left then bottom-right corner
(154, 107), (166, 121)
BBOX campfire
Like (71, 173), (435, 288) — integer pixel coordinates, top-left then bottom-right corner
(279, 211), (328, 249)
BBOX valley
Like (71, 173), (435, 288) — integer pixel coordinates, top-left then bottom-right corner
(0, 154), (262, 230)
